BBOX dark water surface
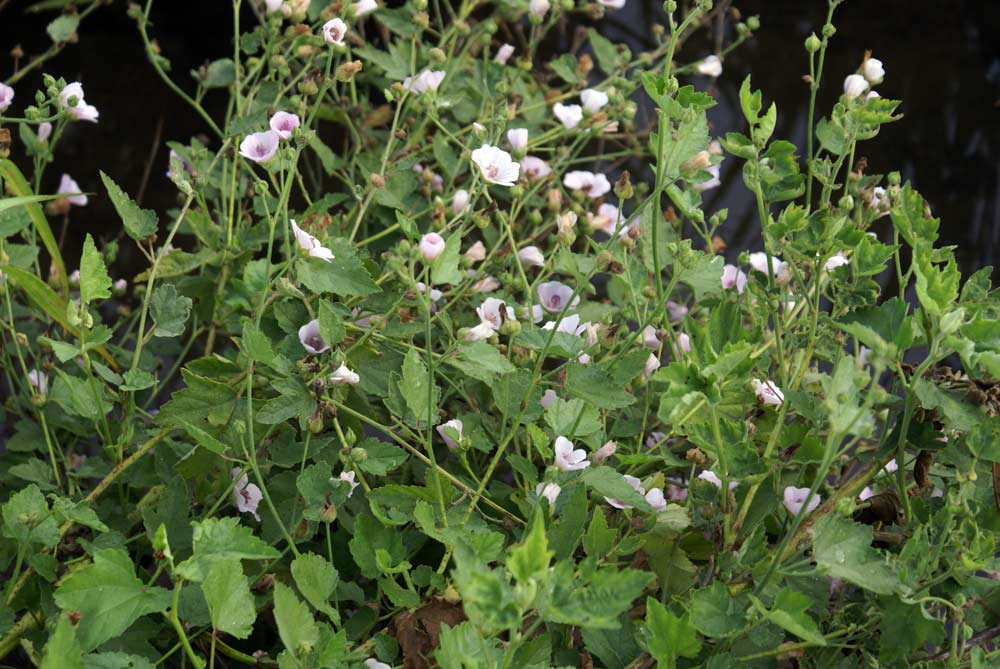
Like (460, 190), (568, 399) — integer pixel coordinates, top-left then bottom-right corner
(1, 0), (998, 278)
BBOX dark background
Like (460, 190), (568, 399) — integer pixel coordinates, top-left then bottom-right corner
(1, 0), (998, 279)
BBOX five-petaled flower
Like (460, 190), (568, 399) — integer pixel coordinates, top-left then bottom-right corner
(291, 219), (335, 261)
(231, 468), (263, 521)
(269, 111), (300, 139)
(554, 436), (589, 471)
(298, 319), (329, 355)
(783, 486), (821, 515)
(239, 130), (280, 164)
(471, 144), (519, 186)
(322, 18), (348, 45)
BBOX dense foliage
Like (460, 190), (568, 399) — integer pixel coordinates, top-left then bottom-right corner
(1, 0), (999, 667)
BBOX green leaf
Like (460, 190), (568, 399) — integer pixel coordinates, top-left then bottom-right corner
(749, 589), (826, 645)
(296, 255), (379, 297)
(581, 467), (652, 512)
(291, 552), (340, 622)
(79, 234), (111, 305)
(317, 301), (346, 347)
(149, 284), (192, 337)
(544, 397), (600, 437)
(890, 183), (939, 247)
(565, 364), (634, 409)
(690, 582), (749, 638)
(1, 484), (61, 548)
(40, 615), (85, 669)
(273, 582), (319, 657)
(645, 597), (701, 668)
(46, 13), (79, 42)
(203, 58), (236, 88)
(447, 341), (515, 384)
(583, 509), (616, 559)
(913, 243), (959, 316)
(99, 172), (158, 242)
(912, 377), (983, 432)
(878, 595), (945, 664)
(174, 517), (281, 581)
(54, 549), (172, 652)
(812, 515), (899, 595)
(431, 233), (464, 285)
(508, 513), (553, 583)
(588, 29), (620, 74)
(401, 348), (438, 426)
(201, 559), (256, 639)
(356, 438), (408, 475)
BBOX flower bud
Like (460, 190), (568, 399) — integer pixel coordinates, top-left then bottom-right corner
(336, 60), (363, 83)
(838, 194), (854, 210)
(746, 15), (760, 31)
(614, 171), (634, 199)
(320, 503), (338, 524)
(369, 173), (386, 188)
(805, 33), (821, 53)
(822, 23), (836, 38)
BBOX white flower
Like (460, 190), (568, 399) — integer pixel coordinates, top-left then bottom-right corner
(540, 389), (558, 408)
(883, 458), (898, 474)
(472, 144), (519, 186)
(464, 240), (486, 263)
(866, 90), (880, 100)
(452, 189), (471, 215)
(518, 246), (545, 267)
(0, 84), (13, 112)
(231, 468), (263, 521)
(753, 378), (784, 405)
(239, 130), (280, 164)
(298, 319), (329, 355)
(554, 436), (589, 471)
(38, 122), (52, 142)
(587, 203), (619, 235)
(419, 232), (446, 261)
(672, 333), (691, 356)
(265, 0), (283, 11)
(783, 486), (821, 515)
(351, 0), (377, 15)
(645, 488), (667, 512)
(339, 470), (360, 496)
(863, 57), (885, 84)
(692, 163), (721, 192)
(27, 369), (48, 395)
(563, 171), (611, 198)
(330, 364), (360, 385)
(553, 102), (583, 129)
(58, 174), (88, 207)
(436, 418), (464, 449)
(477, 297), (515, 331)
(269, 112), (300, 141)
(291, 220), (334, 261)
(113, 278), (128, 294)
(529, 0), (550, 18)
(643, 325), (661, 349)
(520, 156), (551, 181)
(416, 281), (443, 304)
(70, 103), (99, 122)
(698, 470), (738, 490)
(322, 18), (347, 45)
(605, 475), (644, 509)
(859, 486), (875, 501)
(402, 69), (446, 94)
(597, 0), (625, 8)
(580, 88), (608, 114)
(507, 127), (528, 152)
(59, 82), (85, 109)
(463, 320), (495, 342)
(493, 43), (515, 64)
(747, 251), (790, 283)
(537, 281), (579, 313)
(363, 660), (390, 669)
(471, 275), (500, 292)
(536, 482), (561, 505)
(666, 301), (688, 322)
(643, 353), (660, 380)
(696, 55), (723, 78)
(592, 441), (616, 463)
(824, 252), (850, 272)
(721, 264), (747, 294)
(842, 74), (868, 99)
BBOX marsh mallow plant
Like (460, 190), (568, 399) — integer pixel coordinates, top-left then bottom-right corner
(1, 0), (999, 667)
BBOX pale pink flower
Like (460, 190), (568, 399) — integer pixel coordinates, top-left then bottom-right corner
(554, 436), (589, 471)
(592, 441), (617, 464)
(322, 18), (347, 45)
(843, 74), (868, 99)
(605, 475), (644, 509)
(291, 220), (334, 261)
(643, 353), (660, 380)
(783, 486), (821, 515)
(859, 486), (875, 501)
(231, 468), (263, 521)
(698, 470), (738, 490)
(452, 189), (470, 215)
(645, 488), (667, 512)
(339, 470), (360, 496)
(265, 0), (282, 11)
(472, 144), (519, 186)
(436, 419), (463, 449)
(270, 111), (300, 139)
(59, 82), (85, 109)
(518, 246), (545, 267)
(824, 252), (850, 272)
(239, 130), (280, 163)
(536, 482), (561, 505)
(563, 171), (611, 198)
(753, 378), (784, 405)
(463, 320), (495, 342)
(721, 264), (747, 294)
(351, 0), (377, 15)
(477, 297), (515, 331)
(580, 88), (608, 114)
(672, 333), (691, 356)
(37, 122), (52, 142)
(665, 481), (687, 501)
(0, 84), (13, 112)
(529, 0), (550, 18)
(692, 163), (721, 192)
(597, 0), (625, 8)
(493, 43), (515, 64)
(507, 128), (528, 152)
(463, 240), (485, 262)
(666, 301), (688, 322)
(520, 156), (552, 181)
(537, 281), (579, 313)
(883, 458), (898, 474)
(402, 70), (446, 94)
(540, 389), (558, 409)
(696, 55), (723, 78)
(553, 102), (583, 128)
(863, 57), (885, 84)
(70, 103), (99, 123)
(298, 319), (329, 355)
(416, 281), (443, 303)
(330, 364), (360, 385)
(27, 369), (48, 395)
(587, 203), (619, 235)
(748, 251), (788, 280)
(363, 660), (390, 669)
(58, 174), (88, 207)
(643, 326), (661, 349)
(419, 232), (446, 261)
(471, 275), (500, 292)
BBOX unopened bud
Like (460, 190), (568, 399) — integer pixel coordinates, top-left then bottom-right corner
(369, 173), (385, 188)
(614, 171), (634, 200)
(805, 33), (821, 53)
(336, 60), (363, 83)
